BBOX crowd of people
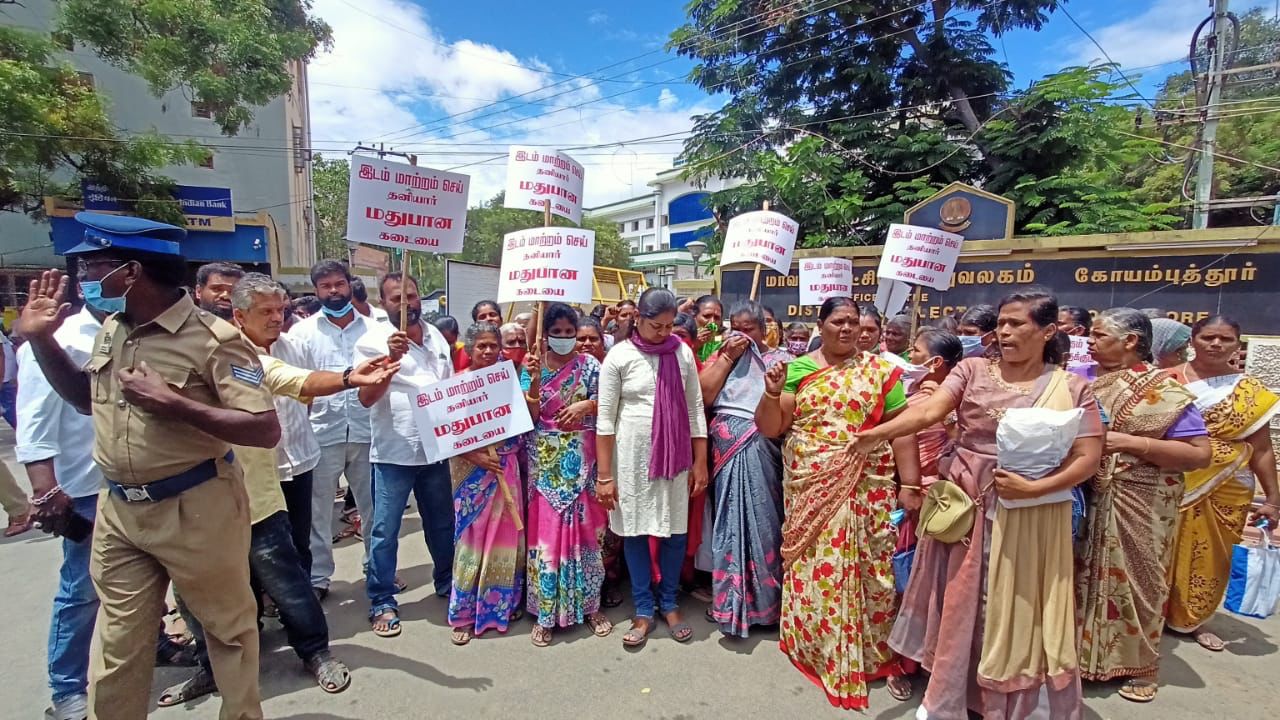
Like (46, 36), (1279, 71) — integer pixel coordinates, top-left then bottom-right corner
(6, 212), (1279, 720)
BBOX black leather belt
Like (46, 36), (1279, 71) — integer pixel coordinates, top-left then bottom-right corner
(108, 451), (234, 503)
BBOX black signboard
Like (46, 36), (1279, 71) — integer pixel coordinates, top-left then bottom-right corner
(722, 251), (1280, 334)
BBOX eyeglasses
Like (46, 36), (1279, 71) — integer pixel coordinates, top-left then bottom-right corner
(76, 258), (125, 273)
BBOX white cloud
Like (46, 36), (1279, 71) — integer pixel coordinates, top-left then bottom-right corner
(307, 0), (710, 207)
(588, 11), (609, 26)
(1063, 0), (1268, 71)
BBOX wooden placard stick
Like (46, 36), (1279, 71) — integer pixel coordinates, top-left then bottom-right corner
(748, 200), (771, 301)
(488, 447), (524, 531)
(909, 284), (922, 339)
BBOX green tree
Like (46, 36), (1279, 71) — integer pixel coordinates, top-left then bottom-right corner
(58, 0), (332, 134)
(672, 0), (1179, 244)
(0, 27), (206, 223)
(311, 154), (349, 261)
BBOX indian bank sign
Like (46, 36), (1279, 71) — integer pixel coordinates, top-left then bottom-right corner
(82, 182), (235, 233)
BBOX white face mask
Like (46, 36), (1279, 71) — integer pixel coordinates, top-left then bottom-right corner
(900, 359), (937, 394)
(547, 336), (578, 356)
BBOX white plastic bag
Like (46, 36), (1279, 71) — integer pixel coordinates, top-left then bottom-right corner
(995, 407), (1083, 509)
(1225, 526), (1280, 619)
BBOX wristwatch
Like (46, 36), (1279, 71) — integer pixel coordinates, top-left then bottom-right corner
(342, 367), (354, 389)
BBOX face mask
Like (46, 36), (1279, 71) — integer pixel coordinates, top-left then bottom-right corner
(320, 295), (353, 317)
(400, 306), (422, 326)
(502, 347), (526, 365)
(81, 263), (130, 314)
(960, 335), (986, 358)
(787, 339), (808, 355)
(900, 360), (935, 394)
(547, 336), (578, 355)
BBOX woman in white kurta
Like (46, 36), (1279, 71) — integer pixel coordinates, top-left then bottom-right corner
(597, 288), (708, 648)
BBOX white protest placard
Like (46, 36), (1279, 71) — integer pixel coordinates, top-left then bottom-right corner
(878, 224), (964, 291)
(496, 227), (595, 304)
(346, 156), (469, 253)
(798, 257), (854, 306)
(718, 210), (798, 275)
(413, 360), (534, 463)
(503, 146), (586, 224)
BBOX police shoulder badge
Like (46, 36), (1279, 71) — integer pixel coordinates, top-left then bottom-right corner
(230, 363), (265, 386)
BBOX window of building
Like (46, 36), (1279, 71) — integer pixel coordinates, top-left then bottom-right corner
(618, 222), (627, 234)
(645, 218), (655, 229)
(51, 32), (74, 51)
(191, 101), (214, 119)
(631, 220), (640, 232)
(198, 152), (215, 169)
(292, 125), (307, 173)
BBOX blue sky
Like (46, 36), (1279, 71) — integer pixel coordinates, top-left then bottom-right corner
(307, 0), (1271, 205)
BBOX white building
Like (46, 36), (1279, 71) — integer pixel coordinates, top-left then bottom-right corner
(585, 168), (741, 289)
(0, 1), (316, 308)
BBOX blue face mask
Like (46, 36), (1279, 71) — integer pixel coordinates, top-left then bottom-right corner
(81, 263), (130, 314)
(959, 334), (986, 358)
(320, 301), (354, 318)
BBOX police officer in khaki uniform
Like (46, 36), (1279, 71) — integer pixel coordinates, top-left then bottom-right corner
(21, 213), (280, 720)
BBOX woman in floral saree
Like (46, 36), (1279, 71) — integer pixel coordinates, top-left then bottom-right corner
(1078, 308), (1210, 702)
(521, 303), (612, 646)
(1166, 315), (1280, 651)
(447, 323), (526, 645)
(756, 297), (920, 710)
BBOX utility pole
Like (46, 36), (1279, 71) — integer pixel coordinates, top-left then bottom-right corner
(1194, 0), (1230, 229)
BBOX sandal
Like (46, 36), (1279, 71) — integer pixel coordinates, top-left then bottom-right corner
(662, 610), (694, 643)
(1118, 679), (1158, 703)
(394, 577), (408, 594)
(333, 523), (358, 543)
(155, 635), (198, 667)
(886, 675), (913, 702)
(622, 617), (654, 648)
(157, 668), (217, 707)
(451, 627), (473, 646)
(587, 612), (613, 637)
(530, 625), (552, 647)
(4, 512), (32, 537)
(509, 608), (524, 622)
(1194, 630), (1226, 652)
(305, 652), (352, 694)
(371, 610), (401, 638)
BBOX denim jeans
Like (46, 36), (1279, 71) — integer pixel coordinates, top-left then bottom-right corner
(280, 471), (313, 576)
(622, 534), (687, 618)
(367, 462), (454, 615)
(186, 511), (329, 668)
(48, 495), (100, 703)
(0, 381), (15, 428)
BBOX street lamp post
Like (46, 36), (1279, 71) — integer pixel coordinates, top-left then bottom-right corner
(686, 240), (707, 279)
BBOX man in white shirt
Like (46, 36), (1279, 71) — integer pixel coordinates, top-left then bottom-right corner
(355, 272), (455, 637)
(286, 261), (377, 597)
(351, 277), (389, 324)
(15, 304), (103, 720)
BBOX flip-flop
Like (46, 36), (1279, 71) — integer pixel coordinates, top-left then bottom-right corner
(530, 626), (552, 647)
(371, 610), (401, 638)
(157, 669), (217, 707)
(1194, 630), (1226, 652)
(1118, 679), (1158, 703)
(663, 612), (693, 643)
(451, 627), (473, 646)
(622, 617), (654, 648)
(587, 612), (613, 637)
(305, 652), (352, 694)
(601, 586), (624, 609)
(887, 675), (914, 702)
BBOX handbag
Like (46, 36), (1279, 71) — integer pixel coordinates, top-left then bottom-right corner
(1224, 522), (1280, 619)
(917, 479), (979, 544)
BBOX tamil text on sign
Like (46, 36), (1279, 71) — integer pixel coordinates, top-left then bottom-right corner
(503, 147), (586, 225)
(719, 210), (798, 275)
(798, 258), (854, 306)
(346, 156), (469, 253)
(878, 223), (964, 291)
(497, 227), (595, 304)
(413, 360), (534, 464)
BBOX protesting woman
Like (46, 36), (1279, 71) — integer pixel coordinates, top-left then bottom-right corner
(700, 300), (790, 638)
(854, 306), (883, 354)
(576, 316), (608, 363)
(692, 295), (724, 362)
(855, 290), (1104, 720)
(447, 323), (526, 645)
(597, 288), (708, 648)
(1078, 308), (1210, 702)
(521, 303), (612, 646)
(1149, 318), (1192, 370)
(756, 297), (919, 709)
(1166, 316), (1280, 651)
(957, 304), (999, 359)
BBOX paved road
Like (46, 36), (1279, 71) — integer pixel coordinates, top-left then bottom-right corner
(1, 431), (1276, 720)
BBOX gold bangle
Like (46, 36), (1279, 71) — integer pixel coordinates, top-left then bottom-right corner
(764, 390), (781, 400)
(899, 484), (923, 491)
(524, 393), (539, 403)
(1144, 438), (1152, 456)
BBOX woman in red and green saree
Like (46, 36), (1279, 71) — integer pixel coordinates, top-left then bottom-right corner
(756, 297), (920, 710)
(1165, 316), (1280, 651)
(1077, 308), (1210, 703)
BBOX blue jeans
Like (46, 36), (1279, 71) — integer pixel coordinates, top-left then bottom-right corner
(368, 462), (454, 615)
(0, 381), (15, 428)
(622, 534), (687, 618)
(186, 511), (329, 668)
(48, 495), (100, 702)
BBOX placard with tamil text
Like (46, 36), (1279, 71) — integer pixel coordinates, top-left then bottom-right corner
(412, 360), (534, 463)
(497, 227), (595, 304)
(346, 156), (469, 253)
